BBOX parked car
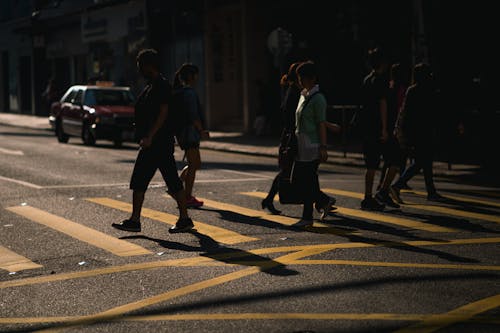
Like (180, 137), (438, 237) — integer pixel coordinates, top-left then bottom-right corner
(49, 84), (136, 147)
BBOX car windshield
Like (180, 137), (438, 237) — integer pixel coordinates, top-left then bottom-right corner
(84, 89), (135, 106)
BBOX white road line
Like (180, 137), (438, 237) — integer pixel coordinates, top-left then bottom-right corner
(220, 169), (274, 179)
(0, 147), (24, 156)
(0, 176), (43, 189)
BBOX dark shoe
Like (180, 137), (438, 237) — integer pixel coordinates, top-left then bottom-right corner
(375, 190), (400, 209)
(112, 219), (141, 232)
(261, 198), (281, 215)
(401, 183), (412, 190)
(293, 219), (314, 227)
(361, 197), (385, 211)
(427, 192), (445, 202)
(169, 218), (195, 233)
(390, 185), (404, 204)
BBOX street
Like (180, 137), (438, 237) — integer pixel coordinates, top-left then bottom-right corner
(0, 124), (499, 333)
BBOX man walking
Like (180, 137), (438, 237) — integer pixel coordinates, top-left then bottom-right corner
(359, 47), (400, 211)
(112, 48), (194, 233)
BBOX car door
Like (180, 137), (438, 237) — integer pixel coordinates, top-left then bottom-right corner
(60, 88), (77, 134)
(65, 89), (84, 136)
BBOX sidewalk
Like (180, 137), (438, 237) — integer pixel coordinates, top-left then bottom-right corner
(0, 112), (481, 176)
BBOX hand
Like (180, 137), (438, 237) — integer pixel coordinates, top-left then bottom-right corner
(380, 129), (389, 143)
(140, 136), (152, 149)
(319, 146), (328, 163)
(200, 130), (210, 140)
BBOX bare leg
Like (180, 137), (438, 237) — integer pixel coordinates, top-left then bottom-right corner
(365, 169), (376, 198)
(169, 189), (189, 219)
(184, 148), (201, 198)
(130, 190), (145, 222)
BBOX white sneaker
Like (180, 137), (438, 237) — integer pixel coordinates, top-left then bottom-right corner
(319, 198), (337, 221)
(294, 219), (314, 227)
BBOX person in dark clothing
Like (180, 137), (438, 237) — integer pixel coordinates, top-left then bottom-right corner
(391, 62), (443, 202)
(377, 62), (411, 191)
(359, 47), (399, 211)
(173, 63), (210, 208)
(261, 62), (302, 214)
(112, 48), (193, 233)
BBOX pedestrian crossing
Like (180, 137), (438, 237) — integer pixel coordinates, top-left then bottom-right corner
(2, 187), (499, 273)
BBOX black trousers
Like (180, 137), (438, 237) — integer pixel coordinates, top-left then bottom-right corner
(294, 160), (330, 220)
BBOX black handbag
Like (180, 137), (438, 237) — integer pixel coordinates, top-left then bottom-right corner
(278, 162), (304, 204)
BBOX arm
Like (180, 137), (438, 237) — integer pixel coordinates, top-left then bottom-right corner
(324, 121), (341, 134)
(141, 103), (168, 148)
(319, 121), (328, 162)
(186, 90), (210, 140)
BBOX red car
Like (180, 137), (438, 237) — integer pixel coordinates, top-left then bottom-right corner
(49, 84), (136, 147)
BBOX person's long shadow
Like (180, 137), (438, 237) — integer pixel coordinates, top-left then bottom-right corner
(198, 206), (357, 237)
(120, 231), (299, 277)
(401, 191), (500, 215)
(321, 216), (479, 263)
(386, 210), (500, 234)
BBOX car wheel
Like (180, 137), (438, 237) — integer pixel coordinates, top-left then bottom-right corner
(55, 120), (69, 143)
(82, 123), (96, 146)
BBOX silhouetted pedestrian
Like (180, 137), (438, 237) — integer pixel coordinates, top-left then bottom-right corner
(261, 62), (302, 214)
(112, 48), (194, 233)
(173, 63), (210, 208)
(359, 47), (399, 211)
(391, 62), (443, 202)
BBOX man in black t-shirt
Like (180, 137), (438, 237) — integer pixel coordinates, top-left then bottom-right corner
(359, 48), (400, 211)
(112, 49), (194, 233)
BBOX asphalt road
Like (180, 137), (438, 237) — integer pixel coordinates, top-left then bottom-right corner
(1, 124), (499, 333)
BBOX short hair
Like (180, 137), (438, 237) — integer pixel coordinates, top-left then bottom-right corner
(296, 61), (317, 80)
(136, 49), (160, 69)
(367, 47), (387, 69)
(413, 62), (432, 85)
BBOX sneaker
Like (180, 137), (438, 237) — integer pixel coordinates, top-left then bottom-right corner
(318, 197), (337, 221)
(375, 190), (400, 209)
(261, 198), (281, 215)
(169, 218), (195, 233)
(427, 192), (445, 202)
(293, 219), (314, 227)
(186, 196), (204, 208)
(390, 185), (404, 204)
(361, 197), (385, 211)
(112, 219), (141, 232)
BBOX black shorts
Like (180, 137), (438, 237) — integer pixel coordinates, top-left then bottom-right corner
(129, 141), (183, 193)
(363, 137), (401, 170)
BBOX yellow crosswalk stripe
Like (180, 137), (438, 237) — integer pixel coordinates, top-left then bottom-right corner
(401, 190), (500, 208)
(6, 206), (151, 257)
(323, 188), (500, 224)
(87, 197), (258, 245)
(199, 197), (357, 235)
(241, 192), (456, 233)
(0, 245), (42, 272)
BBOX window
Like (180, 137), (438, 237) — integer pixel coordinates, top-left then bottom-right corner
(72, 90), (83, 105)
(62, 89), (77, 103)
(84, 89), (135, 106)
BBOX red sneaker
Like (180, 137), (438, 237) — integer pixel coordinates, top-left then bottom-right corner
(186, 196), (204, 208)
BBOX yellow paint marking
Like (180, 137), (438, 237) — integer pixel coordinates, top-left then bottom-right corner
(289, 259), (500, 271)
(2, 238), (499, 290)
(34, 247), (332, 332)
(0, 245), (42, 272)
(242, 191), (455, 232)
(402, 189), (500, 208)
(3, 313), (500, 325)
(323, 188), (500, 224)
(199, 197), (357, 235)
(395, 293), (500, 333)
(6, 206), (151, 257)
(87, 197), (257, 245)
